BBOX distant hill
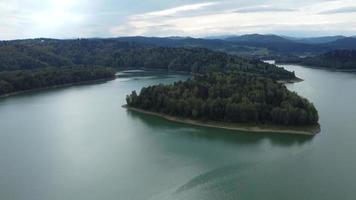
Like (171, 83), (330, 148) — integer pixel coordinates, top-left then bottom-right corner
(106, 35), (356, 57)
(3, 35), (356, 67)
(287, 36), (347, 44)
(113, 35), (316, 56)
(221, 34), (324, 53)
(225, 34), (292, 43)
(324, 37), (356, 49)
(223, 34), (356, 53)
(115, 36), (228, 49)
(111, 35), (356, 54)
(114, 36), (277, 58)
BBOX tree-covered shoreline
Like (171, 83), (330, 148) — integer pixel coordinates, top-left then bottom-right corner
(0, 67), (115, 96)
(0, 39), (299, 97)
(301, 50), (356, 70)
(276, 50), (356, 71)
(126, 71), (319, 127)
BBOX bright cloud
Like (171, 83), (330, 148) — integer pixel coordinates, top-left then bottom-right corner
(144, 2), (217, 17)
(233, 5), (296, 13)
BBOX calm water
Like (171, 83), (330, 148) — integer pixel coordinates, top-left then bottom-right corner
(0, 66), (356, 200)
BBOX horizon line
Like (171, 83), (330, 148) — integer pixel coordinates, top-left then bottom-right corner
(1, 34), (356, 41)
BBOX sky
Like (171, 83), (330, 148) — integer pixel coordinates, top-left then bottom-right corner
(1, 0), (356, 40)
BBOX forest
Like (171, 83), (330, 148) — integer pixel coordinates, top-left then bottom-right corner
(276, 50), (356, 70)
(0, 39), (296, 80)
(301, 50), (356, 70)
(126, 71), (319, 126)
(0, 38), (302, 97)
(0, 67), (115, 96)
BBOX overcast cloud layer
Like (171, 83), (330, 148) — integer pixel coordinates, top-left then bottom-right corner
(1, 0), (356, 40)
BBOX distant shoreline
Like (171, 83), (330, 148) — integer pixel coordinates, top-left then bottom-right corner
(123, 105), (321, 136)
(276, 62), (356, 73)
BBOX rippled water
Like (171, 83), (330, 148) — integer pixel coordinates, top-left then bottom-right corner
(0, 67), (356, 200)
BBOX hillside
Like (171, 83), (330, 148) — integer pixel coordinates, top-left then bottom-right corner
(113, 35), (356, 56)
(225, 34), (292, 43)
(286, 36), (346, 44)
(301, 50), (356, 70)
(325, 38), (356, 49)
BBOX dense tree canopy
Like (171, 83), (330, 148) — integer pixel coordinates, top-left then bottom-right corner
(0, 39), (299, 98)
(301, 50), (356, 70)
(126, 71), (319, 126)
(0, 39), (296, 80)
(276, 50), (356, 70)
(0, 67), (115, 96)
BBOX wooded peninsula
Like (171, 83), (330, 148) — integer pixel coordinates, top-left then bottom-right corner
(0, 39), (320, 134)
(126, 71), (320, 135)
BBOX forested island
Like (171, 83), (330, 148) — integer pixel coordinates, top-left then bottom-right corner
(0, 67), (115, 96)
(125, 71), (320, 135)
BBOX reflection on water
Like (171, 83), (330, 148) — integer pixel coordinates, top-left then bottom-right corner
(126, 109), (313, 147)
(117, 69), (188, 80)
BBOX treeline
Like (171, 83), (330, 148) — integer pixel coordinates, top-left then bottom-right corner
(126, 71), (319, 126)
(301, 50), (356, 70)
(276, 50), (356, 70)
(0, 67), (115, 96)
(0, 39), (296, 80)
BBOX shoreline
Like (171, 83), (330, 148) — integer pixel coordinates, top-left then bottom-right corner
(119, 68), (301, 81)
(276, 62), (356, 73)
(0, 78), (114, 99)
(123, 105), (321, 136)
(277, 77), (303, 84)
(118, 67), (193, 75)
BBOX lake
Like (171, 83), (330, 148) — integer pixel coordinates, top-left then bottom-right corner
(0, 65), (356, 200)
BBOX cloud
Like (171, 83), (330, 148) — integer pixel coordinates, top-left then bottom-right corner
(319, 6), (356, 14)
(234, 5), (296, 13)
(111, 0), (356, 38)
(111, 2), (220, 36)
(143, 2), (218, 17)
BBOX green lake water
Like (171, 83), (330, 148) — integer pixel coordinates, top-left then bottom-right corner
(1, 66), (356, 200)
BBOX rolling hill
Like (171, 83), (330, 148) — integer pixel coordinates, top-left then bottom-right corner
(285, 36), (347, 44)
(112, 35), (356, 57)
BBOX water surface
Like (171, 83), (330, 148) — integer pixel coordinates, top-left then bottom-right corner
(0, 67), (356, 200)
